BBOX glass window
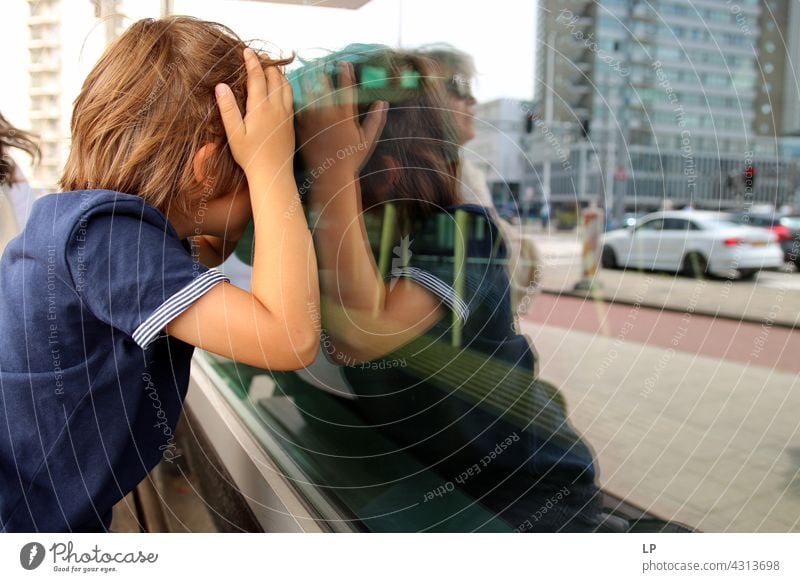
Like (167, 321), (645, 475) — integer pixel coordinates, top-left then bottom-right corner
(636, 218), (664, 230)
(698, 218), (740, 229)
(45, 0), (794, 538)
(662, 218), (689, 230)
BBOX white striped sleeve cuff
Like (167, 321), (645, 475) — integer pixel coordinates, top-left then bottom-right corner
(131, 269), (229, 349)
(389, 266), (469, 324)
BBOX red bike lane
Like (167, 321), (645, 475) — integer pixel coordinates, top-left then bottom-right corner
(524, 293), (800, 374)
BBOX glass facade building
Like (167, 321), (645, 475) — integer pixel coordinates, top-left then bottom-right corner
(528, 0), (799, 215)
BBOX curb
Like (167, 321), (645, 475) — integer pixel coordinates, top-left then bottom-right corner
(539, 288), (799, 331)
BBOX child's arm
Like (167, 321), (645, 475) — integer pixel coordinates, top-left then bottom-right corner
(298, 64), (446, 363)
(167, 49), (320, 370)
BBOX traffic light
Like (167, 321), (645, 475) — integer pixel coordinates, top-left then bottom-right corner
(525, 112), (534, 134)
(743, 165), (756, 190)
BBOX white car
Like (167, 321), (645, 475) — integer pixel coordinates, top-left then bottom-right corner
(601, 211), (783, 279)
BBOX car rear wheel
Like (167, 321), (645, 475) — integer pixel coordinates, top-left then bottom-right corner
(681, 252), (708, 278)
(601, 246), (618, 269)
(738, 269), (758, 281)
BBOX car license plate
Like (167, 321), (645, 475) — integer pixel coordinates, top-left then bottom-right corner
(751, 241), (768, 246)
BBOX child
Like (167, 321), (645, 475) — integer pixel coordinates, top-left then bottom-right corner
(416, 45), (542, 306)
(292, 46), (603, 531)
(0, 17), (320, 532)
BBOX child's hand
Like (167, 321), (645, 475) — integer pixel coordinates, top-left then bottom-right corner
(296, 62), (387, 178)
(215, 48), (295, 178)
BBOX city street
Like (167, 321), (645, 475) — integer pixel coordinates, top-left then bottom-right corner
(528, 228), (800, 327)
(520, 233), (800, 532)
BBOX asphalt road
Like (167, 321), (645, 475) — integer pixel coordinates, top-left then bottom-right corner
(528, 230), (800, 327)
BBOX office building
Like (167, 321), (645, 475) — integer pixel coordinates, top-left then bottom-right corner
(26, 0), (122, 190)
(466, 98), (532, 205)
(527, 0), (799, 215)
(754, 0), (800, 137)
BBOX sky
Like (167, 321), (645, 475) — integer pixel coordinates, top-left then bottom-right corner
(2, 0), (538, 120)
(2, 0), (537, 179)
(1, 0), (537, 181)
(160, 0), (537, 102)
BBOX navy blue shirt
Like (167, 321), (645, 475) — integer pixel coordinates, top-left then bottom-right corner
(0, 190), (227, 532)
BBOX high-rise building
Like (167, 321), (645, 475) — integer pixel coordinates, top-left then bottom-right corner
(527, 0), (799, 215)
(27, 0), (65, 190)
(782, 2), (800, 136)
(754, 0), (800, 137)
(26, 0), (122, 191)
(465, 98), (531, 204)
(534, 0), (596, 132)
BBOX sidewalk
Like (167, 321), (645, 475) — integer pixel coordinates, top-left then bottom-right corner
(520, 318), (800, 532)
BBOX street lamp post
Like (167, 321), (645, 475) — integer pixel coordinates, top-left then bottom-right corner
(542, 30), (556, 216)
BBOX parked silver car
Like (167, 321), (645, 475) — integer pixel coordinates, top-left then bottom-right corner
(601, 211), (783, 279)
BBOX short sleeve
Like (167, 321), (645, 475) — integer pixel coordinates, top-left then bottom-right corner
(66, 198), (228, 349)
(388, 266), (470, 324)
(385, 207), (512, 326)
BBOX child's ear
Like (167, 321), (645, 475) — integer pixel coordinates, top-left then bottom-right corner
(192, 143), (217, 185)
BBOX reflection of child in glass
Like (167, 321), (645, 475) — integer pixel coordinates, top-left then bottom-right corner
(293, 46), (603, 531)
(0, 17), (319, 532)
(416, 44), (542, 306)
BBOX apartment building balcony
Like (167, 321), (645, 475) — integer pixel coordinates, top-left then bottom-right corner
(28, 69), (61, 88)
(29, 61), (60, 73)
(29, 109), (60, 120)
(28, 16), (61, 32)
(561, 80), (592, 94)
(689, 0), (759, 16)
(29, 84), (60, 96)
(27, 14), (60, 26)
(29, 37), (59, 49)
(560, 15), (593, 28)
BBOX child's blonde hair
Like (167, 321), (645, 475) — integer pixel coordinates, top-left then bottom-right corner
(61, 16), (291, 214)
